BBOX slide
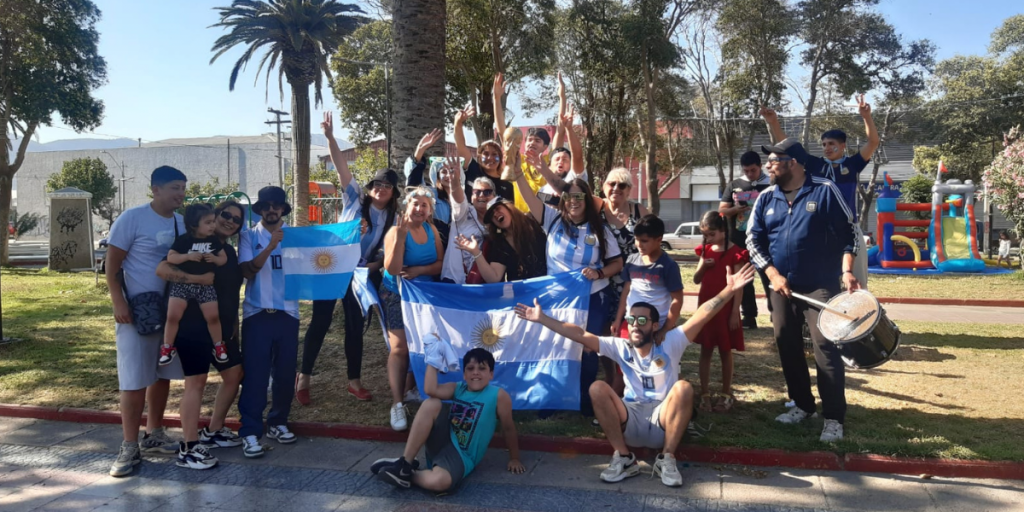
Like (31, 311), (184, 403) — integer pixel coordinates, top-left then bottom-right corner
(941, 217), (970, 259)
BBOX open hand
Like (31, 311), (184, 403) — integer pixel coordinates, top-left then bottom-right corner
(493, 73), (507, 99)
(455, 105), (476, 126)
(729, 312), (741, 331)
(513, 298), (543, 323)
(727, 263), (756, 293)
(415, 129), (444, 161)
(454, 234), (481, 254)
(395, 213), (408, 235)
(508, 459), (527, 474)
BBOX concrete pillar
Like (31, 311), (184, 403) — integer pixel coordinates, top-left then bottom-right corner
(47, 187), (94, 271)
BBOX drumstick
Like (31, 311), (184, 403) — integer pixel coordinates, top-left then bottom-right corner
(770, 287), (859, 321)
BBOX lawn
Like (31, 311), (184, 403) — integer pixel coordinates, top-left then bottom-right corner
(676, 261), (1024, 300)
(2, 269), (1023, 461)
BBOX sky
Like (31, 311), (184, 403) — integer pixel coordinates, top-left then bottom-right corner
(32, 0), (1024, 146)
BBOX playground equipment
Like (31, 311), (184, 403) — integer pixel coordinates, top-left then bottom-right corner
(870, 163), (985, 273)
(308, 181), (339, 225)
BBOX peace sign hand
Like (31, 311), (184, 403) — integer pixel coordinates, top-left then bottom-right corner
(759, 106), (778, 123)
(857, 94), (872, 117)
(321, 111), (334, 139)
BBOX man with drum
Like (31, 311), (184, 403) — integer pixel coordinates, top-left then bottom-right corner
(747, 139), (861, 442)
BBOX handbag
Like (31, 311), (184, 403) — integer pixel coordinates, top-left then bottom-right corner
(121, 219), (178, 335)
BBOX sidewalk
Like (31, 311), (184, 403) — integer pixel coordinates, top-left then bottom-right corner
(681, 297), (1024, 324)
(2, 419), (1023, 511)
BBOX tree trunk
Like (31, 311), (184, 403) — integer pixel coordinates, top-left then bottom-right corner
(0, 173), (12, 266)
(801, 70), (821, 147)
(641, 42), (660, 217)
(392, 0), (446, 179)
(0, 121), (35, 265)
(475, 83), (496, 142)
(290, 82), (311, 226)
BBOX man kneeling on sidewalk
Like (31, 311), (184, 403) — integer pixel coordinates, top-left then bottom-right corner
(372, 348), (526, 492)
(515, 264), (755, 487)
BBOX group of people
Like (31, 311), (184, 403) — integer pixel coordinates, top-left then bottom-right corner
(104, 70), (879, 494)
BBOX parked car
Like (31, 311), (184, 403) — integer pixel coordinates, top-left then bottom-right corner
(661, 221), (702, 252)
(98, 236), (109, 273)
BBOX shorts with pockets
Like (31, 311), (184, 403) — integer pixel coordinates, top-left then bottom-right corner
(378, 286), (404, 331)
(623, 400), (665, 449)
(425, 403), (467, 491)
(169, 282), (218, 304)
(115, 322), (184, 391)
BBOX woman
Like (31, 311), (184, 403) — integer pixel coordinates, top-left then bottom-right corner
(297, 113), (398, 405)
(453, 185), (547, 284)
(519, 153), (623, 417)
(406, 129), (457, 248)
(439, 156), (494, 284)
(380, 186), (444, 431)
(156, 199), (246, 469)
(453, 105), (514, 202)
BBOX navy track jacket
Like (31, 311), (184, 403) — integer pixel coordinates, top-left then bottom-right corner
(746, 173), (859, 293)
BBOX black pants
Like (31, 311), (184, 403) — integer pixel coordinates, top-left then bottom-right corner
(301, 284), (365, 379)
(741, 271), (775, 319)
(769, 287), (846, 423)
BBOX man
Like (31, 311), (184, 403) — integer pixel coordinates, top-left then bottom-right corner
(760, 96), (879, 287)
(515, 264), (757, 487)
(105, 166), (191, 477)
(747, 139), (860, 442)
(719, 150), (772, 328)
(237, 186), (299, 458)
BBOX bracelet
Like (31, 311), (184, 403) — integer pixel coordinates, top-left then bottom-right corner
(473, 252), (483, 260)
(843, 270), (853, 274)
(597, 268), (605, 279)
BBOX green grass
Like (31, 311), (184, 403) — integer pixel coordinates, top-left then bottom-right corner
(677, 261), (1024, 300)
(2, 269), (1023, 461)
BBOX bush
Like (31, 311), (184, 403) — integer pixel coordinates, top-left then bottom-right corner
(983, 125), (1024, 238)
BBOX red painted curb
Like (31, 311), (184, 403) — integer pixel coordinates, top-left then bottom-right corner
(3, 403), (1023, 480)
(681, 292), (1024, 308)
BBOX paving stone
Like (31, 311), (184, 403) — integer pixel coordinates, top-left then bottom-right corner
(31, 469), (104, 493)
(284, 490), (354, 511)
(175, 483), (246, 508)
(34, 491), (115, 511)
(213, 487), (299, 511)
(0, 485), (69, 512)
(921, 478), (1024, 512)
(644, 496), (718, 512)
(450, 480), (648, 512)
(90, 494), (169, 512)
(200, 462), (269, 487)
(3, 421), (97, 447)
(122, 477), (194, 500)
(0, 418), (36, 434)
(75, 475), (148, 498)
(334, 496), (406, 512)
(150, 504), (218, 512)
(250, 464), (324, 491)
(0, 465), (50, 488)
(302, 469), (373, 495)
(56, 424), (126, 454)
(624, 461), (723, 499)
(272, 437), (377, 472)
(819, 471), (938, 511)
(461, 449), (546, 486)
(720, 467), (828, 509)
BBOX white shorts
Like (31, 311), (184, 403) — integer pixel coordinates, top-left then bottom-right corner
(623, 400), (665, 449)
(115, 322), (183, 391)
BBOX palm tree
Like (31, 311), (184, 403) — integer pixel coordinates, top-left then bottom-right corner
(210, 0), (364, 225)
(391, 0), (446, 173)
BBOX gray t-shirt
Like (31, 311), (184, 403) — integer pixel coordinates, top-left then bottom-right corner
(107, 203), (185, 297)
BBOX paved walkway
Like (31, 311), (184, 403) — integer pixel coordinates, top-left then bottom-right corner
(1, 419), (1022, 511)
(680, 297), (1024, 325)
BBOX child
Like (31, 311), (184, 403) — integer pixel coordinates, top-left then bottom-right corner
(160, 203), (229, 366)
(371, 348), (526, 493)
(997, 231), (1013, 269)
(692, 210), (747, 413)
(613, 215), (684, 342)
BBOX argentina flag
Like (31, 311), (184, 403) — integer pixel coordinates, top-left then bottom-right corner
(280, 220), (361, 300)
(401, 272), (591, 410)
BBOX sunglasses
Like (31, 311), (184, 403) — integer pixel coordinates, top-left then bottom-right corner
(624, 315), (649, 327)
(471, 189), (495, 197)
(372, 182), (395, 191)
(561, 192), (587, 203)
(606, 182), (629, 191)
(264, 202), (285, 211)
(219, 211), (242, 224)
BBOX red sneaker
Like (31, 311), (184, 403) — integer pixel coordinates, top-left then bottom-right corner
(158, 344), (176, 366)
(211, 342), (229, 363)
(347, 386), (372, 401)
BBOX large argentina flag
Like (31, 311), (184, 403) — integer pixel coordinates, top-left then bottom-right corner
(281, 220), (361, 300)
(402, 272), (591, 410)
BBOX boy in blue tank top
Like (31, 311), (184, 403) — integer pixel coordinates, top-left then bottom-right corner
(372, 348), (526, 492)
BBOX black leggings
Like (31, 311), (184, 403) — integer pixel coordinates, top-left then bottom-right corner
(301, 284), (364, 379)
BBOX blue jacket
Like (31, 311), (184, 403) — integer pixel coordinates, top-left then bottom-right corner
(746, 173), (858, 293)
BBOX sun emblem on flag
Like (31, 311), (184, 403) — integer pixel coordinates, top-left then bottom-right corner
(310, 248), (337, 273)
(471, 316), (505, 353)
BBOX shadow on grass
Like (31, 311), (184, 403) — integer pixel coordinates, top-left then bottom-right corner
(901, 332), (1024, 351)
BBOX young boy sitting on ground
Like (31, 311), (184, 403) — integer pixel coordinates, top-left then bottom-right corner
(372, 348), (526, 492)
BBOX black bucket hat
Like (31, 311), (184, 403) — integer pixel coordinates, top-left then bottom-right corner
(252, 186), (292, 216)
(366, 169), (399, 190)
(483, 196), (515, 225)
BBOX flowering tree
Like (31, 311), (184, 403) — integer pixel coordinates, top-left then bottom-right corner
(983, 125), (1024, 238)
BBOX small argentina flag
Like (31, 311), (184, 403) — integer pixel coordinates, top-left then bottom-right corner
(280, 220), (361, 300)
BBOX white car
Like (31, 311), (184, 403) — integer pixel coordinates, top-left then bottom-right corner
(661, 221), (702, 252)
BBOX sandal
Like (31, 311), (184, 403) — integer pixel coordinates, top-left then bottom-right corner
(698, 393), (714, 412)
(713, 393), (736, 413)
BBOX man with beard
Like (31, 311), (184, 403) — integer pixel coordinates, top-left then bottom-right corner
(747, 139), (860, 443)
(515, 263), (756, 487)
(237, 186), (299, 458)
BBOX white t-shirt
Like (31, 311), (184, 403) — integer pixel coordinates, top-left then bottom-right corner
(340, 181), (390, 263)
(598, 327), (690, 403)
(440, 198), (487, 283)
(541, 205), (621, 294)
(540, 170), (589, 195)
(107, 203), (185, 297)
(999, 239), (1011, 257)
(238, 222), (299, 319)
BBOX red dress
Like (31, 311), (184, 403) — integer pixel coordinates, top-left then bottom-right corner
(694, 244), (748, 352)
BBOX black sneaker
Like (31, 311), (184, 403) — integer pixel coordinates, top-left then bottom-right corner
(742, 317), (757, 330)
(371, 457), (419, 475)
(199, 426), (243, 448)
(377, 457), (415, 488)
(175, 442), (218, 470)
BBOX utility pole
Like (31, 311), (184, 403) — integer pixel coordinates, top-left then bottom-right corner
(227, 138), (231, 187)
(266, 108), (291, 188)
(101, 151), (133, 213)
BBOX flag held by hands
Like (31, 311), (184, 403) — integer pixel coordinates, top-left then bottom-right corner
(280, 220), (361, 300)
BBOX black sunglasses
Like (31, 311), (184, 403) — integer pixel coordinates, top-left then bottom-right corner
(561, 192), (587, 202)
(606, 182), (629, 191)
(219, 211), (242, 224)
(471, 189), (495, 197)
(624, 315), (649, 326)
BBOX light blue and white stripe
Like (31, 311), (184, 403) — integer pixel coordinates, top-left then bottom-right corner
(280, 220), (362, 301)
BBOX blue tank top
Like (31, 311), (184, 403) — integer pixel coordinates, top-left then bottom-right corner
(382, 225), (438, 292)
(447, 383), (500, 477)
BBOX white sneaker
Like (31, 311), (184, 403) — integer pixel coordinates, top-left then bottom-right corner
(403, 389), (422, 403)
(820, 419), (844, 442)
(652, 453), (682, 487)
(390, 403), (408, 431)
(176, 443), (219, 470)
(241, 435), (264, 458)
(775, 406), (817, 424)
(267, 425), (297, 444)
(599, 451), (640, 483)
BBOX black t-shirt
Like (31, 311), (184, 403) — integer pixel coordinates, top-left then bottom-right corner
(170, 234), (224, 275)
(465, 159), (515, 203)
(486, 224), (548, 281)
(722, 174), (770, 246)
(178, 244), (242, 342)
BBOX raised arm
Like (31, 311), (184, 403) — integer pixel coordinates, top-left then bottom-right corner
(453, 106), (475, 166)
(857, 95), (880, 161)
(423, 363), (457, 400)
(551, 72), (568, 149)
(562, 104), (584, 176)
(493, 73), (508, 144)
(322, 112), (353, 190)
(680, 263), (755, 342)
(407, 129), (443, 187)
(524, 148), (566, 194)
(514, 298), (601, 353)
(240, 229), (282, 280)
(759, 106), (787, 144)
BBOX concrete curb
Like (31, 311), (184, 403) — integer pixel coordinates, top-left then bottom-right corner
(681, 291), (1024, 308)
(2, 403), (1021, 481)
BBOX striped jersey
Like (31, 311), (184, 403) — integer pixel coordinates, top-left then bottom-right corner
(541, 205), (621, 293)
(238, 222), (299, 319)
(598, 328), (690, 403)
(340, 181), (391, 263)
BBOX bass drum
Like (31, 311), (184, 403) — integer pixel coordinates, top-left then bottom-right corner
(817, 289), (901, 369)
